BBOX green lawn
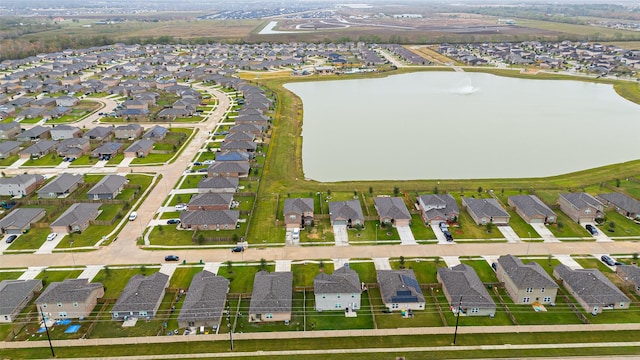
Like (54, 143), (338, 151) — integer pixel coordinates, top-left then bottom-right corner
(460, 259), (499, 283)
(347, 261), (377, 284)
(56, 225), (114, 248)
(599, 210), (640, 237)
(69, 155), (99, 166)
(348, 221), (400, 243)
(574, 256), (615, 273)
(130, 153), (172, 165)
(0, 155), (19, 166)
(7, 227), (49, 251)
(147, 226), (195, 246)
(506, 210), (541, 239)
(106, 153), (124, 166)
(22, 153), (63, 166)
(291, 262), (334, 287)
(545, 211), (591, 238)
(452, 210), (500, 240)
(178, 175), (206, 189)
(410, 214), (437, 241)
(389, 258), (440, 284)
(0, 271), (24, 281)
(503, 287), (584, 326)
(299, 219), (334, 244)
(216, 264), (275, 293)
(36, 269), (84, 286)
(169, 266), (204, 290)
(92, 266), (160, 299)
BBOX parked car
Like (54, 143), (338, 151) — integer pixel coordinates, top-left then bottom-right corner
(202, 159), (215, 165)
(175, 204), (187, 211)
(491, 262), (498, 272)
(167, 219), (180, 225)
(443, 230), (454, 242)
(165, 255), (180, 261)
(197, 168), (209, 173)
(129, 211), (137, 221)
(585, 224), (598, 235)
(231, 246), (244, 253)
(46, 233), (57, 241)
(5, 235), (17, 244)
(600, 255), (616, 266)
(292, 228), (300, 240)
(193, 161), (202, 166)
(439, 222), (448, 231)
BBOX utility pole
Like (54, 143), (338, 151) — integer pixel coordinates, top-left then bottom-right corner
(453, 296), (462, 345)
(227, 301), (233, 351)
(39, 306), (55, 358)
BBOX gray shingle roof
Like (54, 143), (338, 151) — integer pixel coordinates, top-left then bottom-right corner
(20, 140), (58, 155)
(188, 193), (233, 207)
(51, 202), (101, 227)
(125, 139), (154, 153)
(92, 142), (122, 155)
(112, 273), (169, 313)
(559, 193), (603, 210)
(197, 176), (238, 190)
(554, 264), (629, 307)
(87, 175), (126, 197)
(283, 198), (314, 215)
(0, 279), (42, 316)
(142, 125), (168, 139)
(208, 161), (250, 174)
(0, 141), (21, 154)
(37, 173), (83, 196)
(0, 174), (43, 186)
(617, 265), (640, 286)
(177, 271), (229, 324)
(249, 271), (292, 314)
(84, 126), (113, 139)
(377, 269), (425, 304)
(329, 200), (364, 223)
(180, 210), (239, 225)
(597, 193), (640, 215)
(437, 264), (496, 310)
(417, 194), (459, 220)
(497, 255), (558, 289)
(508, 195), (556, 219)
(314, 266), (361, 294)
(374, 197), (411, 221)
(462, 198), (510, 219)
(0, 208), (45, 230)
(36, 279), (103, 304)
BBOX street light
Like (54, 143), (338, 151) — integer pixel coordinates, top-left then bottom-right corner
(375, 222), (378, 244)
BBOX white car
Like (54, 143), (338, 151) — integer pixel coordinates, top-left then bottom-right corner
(129, 212), (138, 221)
(46, 233), (58, 241)
(202, 160), (215, 165)
(175, 204), (187, 211)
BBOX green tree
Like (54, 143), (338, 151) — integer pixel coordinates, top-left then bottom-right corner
(557, 221), (564, 232)
(393, 187), (400, 196)
(260, 258), (267, 270)
(399, 256), (405, 269)
(369, 186), (373, 196)
(486, 222), (494, 234)
(477, 186), (483, 195)
(609, 221), (616, 231)
(616, 178), (621, 187)
(226, 260), (233, 274)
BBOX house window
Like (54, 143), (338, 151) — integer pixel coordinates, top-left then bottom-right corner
(139, 311), (147, 316)
(337, 295), (341, 299)
(224, 224), (229, 229)
(620, 302), (625, 307)
(73, 302), (78, 307)
(322, 295), (326, 299)
(58, 312), (67, 318)
(541, 288), (545, 293)
(57, 302), (63, 307)
(113, 313), (119, 318)
(543, 297), (551, 303)
(351, 294), (355, 298)
(585, 208), (591, 214)
(392, 304), (399, 309)
(289, 215), (296, 220)
(3, 316), (8, 321)
(265, 313), (273, 319)
(471, 308), (479, 313)
(525, 288), (533, 293)
(523, 297), (530, 303)
(334, 303), (342, 309)
(42, 304), (47, 308)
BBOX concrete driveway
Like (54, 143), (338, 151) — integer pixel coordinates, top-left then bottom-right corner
(372, 257), (391, 270)
(430, 224), (450, 244)
(555, 255), (583, 269)
(35, 233), (66, 254)
(583, 222), (614, 242)
(497, 225), (521, 243)
(333, 225), (349, 246)
(397, 225), (417, 245)
(530, 223), (560, 243)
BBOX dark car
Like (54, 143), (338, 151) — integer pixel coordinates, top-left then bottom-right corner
(491, 262), (498, 272)
(600, 255), (615, 266)
(231, 246), (244, 253)
(193, 161), (202, 166)
(197, 168), (209, 173)
(5, 235), (17, 244)
(164, 255), (180, 261)
(585, 224), (598, 235)
(443, 230), (454, 242)
(167, 219), (180, 225)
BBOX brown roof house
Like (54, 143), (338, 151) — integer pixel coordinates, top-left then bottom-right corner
(36, 279), (104, 320)
(329, 200), (364, 228)
(558, 193), (604, 223)
(57, 138), (90, 158)
(0, 208), (45, 235)
(36, 173), (84, 199)
(249, 271), (293, 323)
(597, 193), (640, 220)
(180, 210), (239, 231)
(114, 124), (143, 140)
(283, 198), (314, 229)
(416, 194), (459, 225)
(50, 203), (101, 234)
(0, 279), (43, 323)
(461, 197), (510, 225)
(496, 255), (558, 305)
(554, 264), (630, 314)
(616, 264), (640, 296)
(437, 264), (496, 317)
(377, 269), (425, 312)
(187, 193), (233, 211)
(508, 195), (557, 224)
(111, 272), (170, 320)
(177, 271), (229, 328)
(374, 196), (411, 227)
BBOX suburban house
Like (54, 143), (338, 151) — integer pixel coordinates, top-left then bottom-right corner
(461, 197), (510, 225)
(249, 271), (293, 323)
(220, 140), (257, 152)
(142, 125), (168, 141)
(496, 254), (558, 305)
(508, 195), (557, 224)
(328, 200), (365, 228)
(0, 141), (21, 159)
(0, 208), (45, 234)
(111, 272), (170, 320)
(197, 177), (239, 193)
(114, 124), (143, 140)
(180, 210), (239, 231)
(283, 197), (314, 229)
(314, 266), (362, 312)
(0, 121), (21, 140)
(0, 279), (43, 323)
(437, 264), (497, 317)
(377, 269), (425, 312)
(553, 264), (630, 314)
(186, 193), (233, 211)
(36, 173), (84, 199)
(50, 202), (101, 234)
(597, 193), (640, 220)
(558, 193), (604, 223)
(36, 279), (104, 320)
(57, 138), (91, 158)
(207, 161), (250, 178)
(124, 139), (154, 158)
(374, 196), (412, 227)
(55, 95), (79, 107)
(416, 194), (459, 225)
(50, 125), (82, 140)
(177, 271), (230, 328)
(16, 125), (50, 142)
(91, 142), (123, 158)
(616, 265), (640, 295)
(0, 174), (45, 196)
(86, 175), (126, 200)
(224, 132), (255, 143)
(83, 126), (113, 142)
(229, 123), (263, 135)
(215, 150), (252, 162)
(19, 140), (58, 159)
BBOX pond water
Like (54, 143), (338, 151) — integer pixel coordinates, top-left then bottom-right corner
(285, 72), (640, 181)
